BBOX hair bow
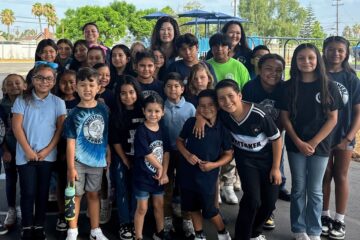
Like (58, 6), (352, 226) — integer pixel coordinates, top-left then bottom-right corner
(34, 61), (58, 70)
(89, 44), (108, 56)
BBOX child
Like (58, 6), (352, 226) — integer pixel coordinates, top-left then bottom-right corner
(87, 46), (106, 68)
(65, 67), (110, 240)
(130, 41), (146, 60)
(93, 63), (115, 110)
(279, 43), (342, 240)
(176, 89), (233, 240)
(54, 70), (79, 232)
(212, 79), (282, 240)
(69, 40), (88, 72)
(56, 39), (73, 69)
(162, 72), (196, 237)
(83, 22), (110, 60)
(150, 16), (180, 66)
(249, 45), (270, 79)
(242, 53), (289, 230)
(153, 47), (166, 81)
(109, 75), (144, 240)
(12, 64), (66, 240)
(207, 33), (250, 89)
(110, 44), (134, 89)
(1, 74), (26, 229)
(186, 63), (215, 107)
(135, 50), (164, 99)
(26, 39), (58, 85)
(167, 33), (217, 83)
(133, 94), (170, 240)
(321, 36), (360, 239)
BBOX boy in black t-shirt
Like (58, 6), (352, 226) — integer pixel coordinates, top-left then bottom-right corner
(176, 90), (233, 240)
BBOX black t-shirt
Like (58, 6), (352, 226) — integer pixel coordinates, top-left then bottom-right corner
(329, 70), (360, 146)
(219, 104), (280, 169)
(166, 60), (217, 84)
(109, 108), (144, 156)
(178, 117), (232, 194)
(133, 123), (170, 192)
(242, 76), (283, 123)
(96, 89), (115, 111)
(277, 79), (343, 156)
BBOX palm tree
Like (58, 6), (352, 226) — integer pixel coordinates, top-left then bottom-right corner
(32, 2), (43, 33)
(47, 12), (58, 33)
(43, 3), (56, 31)
(1, 9), (15, 40)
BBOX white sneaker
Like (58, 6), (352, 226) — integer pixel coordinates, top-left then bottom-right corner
(194, 232), (206, 240)
(99, 198), (111, 224)
(66, 228), (78, 240)
(234, 173), (241, 191)
(250, 235), (266, 240)
(218, 190), (222, 204)
(308, 236), (321, 240)
(4, 207), (16, 227)
(172, 203), (182, 218)
(164, 217), (175, 233)
(221, 186), (238, 204)
(90, 228), (108, 240)
(218, 231), (231, 240)
(293, 232), (310, 240)
(182, 219), (195, 237)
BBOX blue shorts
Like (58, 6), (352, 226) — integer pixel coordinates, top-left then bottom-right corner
(133, 187), (164, 200)
(181, 188), (219, 219)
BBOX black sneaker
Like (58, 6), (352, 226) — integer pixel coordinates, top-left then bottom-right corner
(119, 223), (134, 240)
(153, 229), (165, 240)
(56, 215), (68, 232)
(321, 215), (333, 236)
(0, 223), (8, 235)
(263, 214), (276, 230)
(21, 227), (33, 240)
(329, 220), (345, 240)
(278, 188), (291, 202)
(34, 226), (47, 240)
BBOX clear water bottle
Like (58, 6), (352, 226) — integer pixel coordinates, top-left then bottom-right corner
(64, 181), (75, 221)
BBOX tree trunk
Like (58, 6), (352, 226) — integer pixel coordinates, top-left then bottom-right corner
(38, 16), (42, 33)
(7, 25), (10, 40)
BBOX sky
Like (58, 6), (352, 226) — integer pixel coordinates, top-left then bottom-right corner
(1, 0), (359, 36)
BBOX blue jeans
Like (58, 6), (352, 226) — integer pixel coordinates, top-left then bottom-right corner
(110, 154), (136, 225)
(18, 161), (53, 228)
(288, 152), (328, 236)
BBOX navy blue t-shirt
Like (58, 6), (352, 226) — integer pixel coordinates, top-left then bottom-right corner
(329, 71), (360, 146)
(166, 60), (217, 84)
(0, 105), (7, 146)
(139, 79), (165, 99)
(96, 88), (115, 111)
(178, 117), (232, 194)
(133, 123), (170, 192)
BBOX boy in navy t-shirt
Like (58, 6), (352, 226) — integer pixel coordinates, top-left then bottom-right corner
(65, 67), (110, 240)
(176, 89), (233, 240)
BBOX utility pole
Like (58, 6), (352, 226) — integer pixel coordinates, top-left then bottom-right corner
(232, 0), (237, 17)
(332, 0), (343, 35)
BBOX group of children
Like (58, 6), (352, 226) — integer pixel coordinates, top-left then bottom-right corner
(0, 16), (359, 240)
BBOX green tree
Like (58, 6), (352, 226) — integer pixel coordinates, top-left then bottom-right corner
(1, 9), (15, 40)
(32, 2), (43, 33)
(239, 0), (306, 40)
(343, 25), (353, 39)
(56, 6), (126, 46)
(352, 24), (360, 39)
(43, 3), (57, 32)
(299, 4), (316, 38)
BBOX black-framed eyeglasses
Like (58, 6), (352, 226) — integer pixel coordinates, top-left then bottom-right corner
(32, 75), (55, 83)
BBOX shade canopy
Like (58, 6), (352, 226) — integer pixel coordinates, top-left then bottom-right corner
(142, 11), (171, 20)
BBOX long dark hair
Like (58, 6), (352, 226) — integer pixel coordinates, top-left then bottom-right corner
(35, 39), (57, 61)
(110, 44), (133, 80)
(112, 75), (144, 129)
(150, 16), (180, 59)
(221, 21), (250, 51)
(288, 43), (331, 121)
(69, 40), (88, 71)
(322, 36), (356, 75)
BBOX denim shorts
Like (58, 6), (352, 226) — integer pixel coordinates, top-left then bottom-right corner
(133, 187), (164, 200)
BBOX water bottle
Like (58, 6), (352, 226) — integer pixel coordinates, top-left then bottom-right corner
(64, 181), (76, 221)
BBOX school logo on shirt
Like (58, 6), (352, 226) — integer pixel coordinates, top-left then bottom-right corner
(83, 114), (105, 144)
(0, 118), (5, 145)
(335, 82), (349, 105)
(259, 99), (279, 121)
(142, 90), (161, 99)
(315, 92), (321, 104)
(145, 140), (163, 173)
(225, 73), (235, 80)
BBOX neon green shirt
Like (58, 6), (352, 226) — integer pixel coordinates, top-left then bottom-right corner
(207, 57), (250, 89)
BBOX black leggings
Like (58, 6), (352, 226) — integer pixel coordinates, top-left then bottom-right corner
(235, 164), (279, 240)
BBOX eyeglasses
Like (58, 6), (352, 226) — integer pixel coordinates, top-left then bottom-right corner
(32, 75), (55, 83)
